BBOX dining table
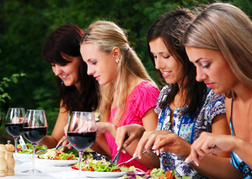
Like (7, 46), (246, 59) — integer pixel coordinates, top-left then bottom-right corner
(3, 155), (124, 179)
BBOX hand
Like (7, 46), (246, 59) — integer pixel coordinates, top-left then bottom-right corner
(115, 124), (145, 152)
(152, 132), (191, 159)
(186, 132), (235, 166)
(134, 130), (171, 159)
(56, 134), (72, 150)
(55, 123), (72, 150)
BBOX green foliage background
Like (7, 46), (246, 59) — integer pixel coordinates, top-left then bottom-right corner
(0, 0), (251, 143)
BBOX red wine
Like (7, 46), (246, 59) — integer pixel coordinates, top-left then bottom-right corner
(23, 127), (47, 143)
(68, 131), (96, 152)
(6, 123), (24, 137)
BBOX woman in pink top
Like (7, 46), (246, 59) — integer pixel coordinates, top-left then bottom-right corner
(81, 20), (160, 171)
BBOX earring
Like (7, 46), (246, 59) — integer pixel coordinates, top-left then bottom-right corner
(116, 58), (120, 63)
(61, 81), (63, 85)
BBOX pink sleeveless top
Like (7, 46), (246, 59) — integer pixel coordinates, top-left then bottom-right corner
(104, 81), (160, 171)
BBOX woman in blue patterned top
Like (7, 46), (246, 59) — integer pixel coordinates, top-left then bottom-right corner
(115, 9), (230, 178)
(184, 3), (252, 179)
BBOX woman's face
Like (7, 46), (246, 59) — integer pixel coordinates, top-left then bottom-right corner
(185, 46), (238, 94)
(51, 54), (81, 90)
(81, 43), (118, 85)
(149, 37), (183, 84)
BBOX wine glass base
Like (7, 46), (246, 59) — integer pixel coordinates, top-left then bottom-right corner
(22, 169), (42, 174)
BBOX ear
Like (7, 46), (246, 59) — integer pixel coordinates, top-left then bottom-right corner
(112, 47), (121, 59)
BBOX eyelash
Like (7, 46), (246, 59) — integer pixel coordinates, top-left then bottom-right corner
(91, 61), (97, 65)
(203, 63), (210, 68)
(153, 55), (170, 59)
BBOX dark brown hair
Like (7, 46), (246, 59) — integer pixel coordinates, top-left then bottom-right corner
(42, 24), (99, 112)
(147, 9), (207, 116)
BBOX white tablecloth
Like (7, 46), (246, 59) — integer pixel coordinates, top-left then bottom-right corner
(3, 157), (122, 179)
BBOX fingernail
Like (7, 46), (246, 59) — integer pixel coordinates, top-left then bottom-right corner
(160, 148), (164, 153)
(152, 146), (156, 150)
(122, 150), (126, 154)
(194, 161), (199, 166)
(138, 155), (141, 159)
(123, 144), (127, 148)
(133, 153), (136, 158)
(185, 157), (189, 162)
(156, 150), (159, 156)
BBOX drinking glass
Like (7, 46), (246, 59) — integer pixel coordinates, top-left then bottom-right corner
(68, 111), (96, 179)
(22, 109), (47, 174)
(5, 107), (25, 164)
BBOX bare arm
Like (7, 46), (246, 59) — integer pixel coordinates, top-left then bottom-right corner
(38, 101), (68, 148)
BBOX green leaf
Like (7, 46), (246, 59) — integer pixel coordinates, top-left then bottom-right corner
(4, 83), (9, 88)
(12, 77), (18, 83)
(12, 73), (20, 77)
(2, 77), (11, 82)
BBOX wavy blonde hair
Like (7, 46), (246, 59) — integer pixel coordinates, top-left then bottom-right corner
(81, 20), (156, 125)
(184, 3), (252, 99)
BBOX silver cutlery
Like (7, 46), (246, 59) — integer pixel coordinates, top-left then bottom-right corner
(117, 149), (155, 166)
(171, 159), (193, 176)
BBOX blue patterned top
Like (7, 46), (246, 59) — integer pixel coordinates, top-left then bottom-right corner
(155, 85), (226, 179)
(229, 100), (252, 178)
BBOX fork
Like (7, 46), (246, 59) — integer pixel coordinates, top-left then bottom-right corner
(171, 159), (193, 176)
(117, 150), (155, 166)
(56, 144), (71, 152)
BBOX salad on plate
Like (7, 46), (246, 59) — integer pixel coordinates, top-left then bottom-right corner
(38, 149), (77, 160)
(122, 168), (190, 179)
(71, 159), (135, 172)
(17, 143), (47, 154)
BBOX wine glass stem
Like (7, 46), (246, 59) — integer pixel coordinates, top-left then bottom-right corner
(13, 137), (18, 159)
(32, 143), (36, 172)
(79, 151), (83, 179)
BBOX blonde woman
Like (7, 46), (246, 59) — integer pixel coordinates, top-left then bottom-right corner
(184, 2), (252, 178)
(80, 20), (160, 171)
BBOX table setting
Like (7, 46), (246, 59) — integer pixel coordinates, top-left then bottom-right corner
(3, 109), (129, 179)
(2, 108), (188, 179)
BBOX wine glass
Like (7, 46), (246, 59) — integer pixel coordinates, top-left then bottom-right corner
(22, 109), (47, 174)
(68, 111), (96, 179)
(5, 107), (25, 164)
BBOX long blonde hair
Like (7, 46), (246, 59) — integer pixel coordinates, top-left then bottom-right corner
(184, 3), (252, 98)
(81, 20), (155, 125)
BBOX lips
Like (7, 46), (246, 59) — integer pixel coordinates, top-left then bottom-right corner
(61, 75), (69, 80)
(94, 76), (100, 81)
(205, 82), (214, 88)
(162, 71), (171, 78)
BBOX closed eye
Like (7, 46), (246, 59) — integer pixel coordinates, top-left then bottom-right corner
(202, 63), (210, 68)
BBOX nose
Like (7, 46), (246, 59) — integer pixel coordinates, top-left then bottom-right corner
(195, 68), (207, 82)
(86, 65), (94, 76)
(53, 64), (62, 76)
(154, 57), (163, 70)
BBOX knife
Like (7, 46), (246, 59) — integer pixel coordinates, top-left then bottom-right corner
(110, 134), (129, 165)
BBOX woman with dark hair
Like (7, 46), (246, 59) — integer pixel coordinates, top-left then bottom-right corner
(116, 9), (230, 178)
(38, 24), (99, 148)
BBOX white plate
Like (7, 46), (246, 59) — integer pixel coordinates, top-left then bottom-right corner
(16, 153), (32, 159)
(35, 158), (78, 166)
(81, 171), (126, 178)
(16, 153), (33, 163)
